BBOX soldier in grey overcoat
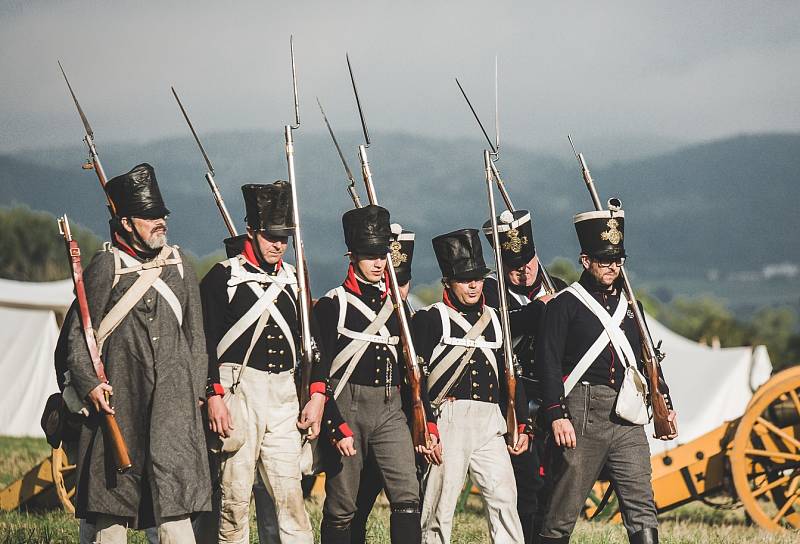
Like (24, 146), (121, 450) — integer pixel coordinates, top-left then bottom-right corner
(66, 163), (211, 543)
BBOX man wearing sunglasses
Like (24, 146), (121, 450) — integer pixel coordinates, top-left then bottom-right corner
(536, 205), (676, 544)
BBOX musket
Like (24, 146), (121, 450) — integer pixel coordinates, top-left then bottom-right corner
(283, 36), (315, 410)
(58, 61), (115, 216)
(171, 86), (238, 237)
(316, 97), (363, 208)
(484, 150), (520, 447)
(455, 75), (557, 294)
(57, 215), (132, 473)
(346, 54), (431, 449)
(567, 135), (676, 440)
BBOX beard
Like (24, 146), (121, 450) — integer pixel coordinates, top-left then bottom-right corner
(144, 231), (167, 250)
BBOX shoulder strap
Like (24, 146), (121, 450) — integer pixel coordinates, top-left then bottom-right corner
(95, 246), (173, 352)
(561, 282), (631, 397)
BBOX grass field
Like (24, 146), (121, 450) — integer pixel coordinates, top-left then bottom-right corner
(1, 436), (798, 543)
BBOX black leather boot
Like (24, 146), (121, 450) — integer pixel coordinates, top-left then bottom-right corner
(389, 504), (421, 544)
(628, 527), (658, 544)
(321, 520), (351, 544)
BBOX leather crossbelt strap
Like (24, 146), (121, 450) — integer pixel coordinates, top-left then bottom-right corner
(95, 246), (173, 352)
(331, 297), (396, 400)
(562, 282), (635, 397)
(429, 308), (493, 405)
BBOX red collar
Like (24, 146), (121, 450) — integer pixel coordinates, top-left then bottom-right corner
(112, 233), (138, 258)
(242, 238), (282, 272)
(442, 288), (485, 311)
(342, 263), (389, 299)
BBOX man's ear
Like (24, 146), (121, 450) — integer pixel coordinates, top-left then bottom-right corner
(120, 217), (134, 234)
(246, 227), (255, 241)
(579, 254), (591, 270)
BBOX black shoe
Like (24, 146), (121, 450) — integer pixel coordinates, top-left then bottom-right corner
(389, 510), (421, 544)
(628, 527), (658, 544)
(321, 521), (351, 544)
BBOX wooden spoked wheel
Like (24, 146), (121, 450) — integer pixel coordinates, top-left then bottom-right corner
(50, 446), (77, 514)
(730, 373), (800, 532)
(745, 366), (800, 412)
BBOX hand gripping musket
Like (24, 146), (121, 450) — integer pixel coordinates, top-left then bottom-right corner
(171, 86), (238, 237)
(284, 37), (316, 410)
(483, 150), (521, 447)
(58, 61), (115, 216)
(57, 215), (132, 472)
(455, 75), (557, 294)
(316, 97), (363, 208)
(567, 135), (676, 440)
(346, 54), (431, 449)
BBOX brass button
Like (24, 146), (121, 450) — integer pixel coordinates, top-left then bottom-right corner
(278, 334), (283, 339)
(374, 379), (380, 384)
(471, 370), (477, 375)
(280, 350), (285, 355)
(472, 394), (479, 399)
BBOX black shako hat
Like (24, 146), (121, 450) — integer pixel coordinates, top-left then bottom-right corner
(573, 205), (626, 259)
(342, 204), (391, 255)
(106, 163), (170, 219)
(482, 209), (536, 269)
(390, 223), (414, 285)
(242, 181), (294, 236)
(432, 228), (491, 281)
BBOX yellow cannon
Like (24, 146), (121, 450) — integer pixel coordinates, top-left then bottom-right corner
(586, 366), (800, 532)
(0, 444), (77, 513)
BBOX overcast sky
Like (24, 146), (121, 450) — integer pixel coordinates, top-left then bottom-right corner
(1, 0), (798, 156)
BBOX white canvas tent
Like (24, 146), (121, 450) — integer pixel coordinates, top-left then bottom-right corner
(0, 278), (73, 437)
(644, 317), (772, 454)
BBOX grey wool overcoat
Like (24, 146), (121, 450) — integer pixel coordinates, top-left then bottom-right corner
(66, 244), (212, 526)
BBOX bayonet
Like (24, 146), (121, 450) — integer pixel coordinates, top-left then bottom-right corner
(346, 53), (370, 146)
(172, 86), (215, 175)
(317, 97), (362, 207)
(455, 77), (497, 155)
(171, 86), (237, 237)
(290, 35), (300, 129)
(57, 60), (114, 214)
(494, 56), (500, 158)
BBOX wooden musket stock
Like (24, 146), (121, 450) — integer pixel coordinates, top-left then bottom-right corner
(58, 216), (131, 472)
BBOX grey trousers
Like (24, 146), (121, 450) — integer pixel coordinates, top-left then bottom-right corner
(540, 383), (658, 538)
(323, 382), (420, 527)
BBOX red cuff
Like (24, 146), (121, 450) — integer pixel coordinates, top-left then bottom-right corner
(206, 383), (225, 398)
(338, 423), (354, 438)
(309, 381), (327, 397)
(518, 424), (527, 436)
(427, 422), (440, 439)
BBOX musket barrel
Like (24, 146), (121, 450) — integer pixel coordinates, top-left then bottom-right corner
(205, 173), (237, 237)
(284, 124), (314, 409)
(358, 145), (379, 205)
(484, 150), (519, 447)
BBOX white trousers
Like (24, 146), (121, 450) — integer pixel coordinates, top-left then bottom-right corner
(421, 400), (524, 544)
(94, 515), (193, 543)
(218, 364), (313, 544)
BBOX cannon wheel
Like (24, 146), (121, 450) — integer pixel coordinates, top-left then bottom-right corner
(730, 372), (800, 532)
(746, 366), (800, 411)
(50, 447), (77, 513)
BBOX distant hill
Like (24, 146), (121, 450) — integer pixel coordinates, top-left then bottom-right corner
(2, 131), (798, 293)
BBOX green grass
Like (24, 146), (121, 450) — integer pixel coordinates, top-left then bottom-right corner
(1, 437), (798, 543)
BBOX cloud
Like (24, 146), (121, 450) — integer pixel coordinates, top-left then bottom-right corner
(1, 0), (798, 153)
